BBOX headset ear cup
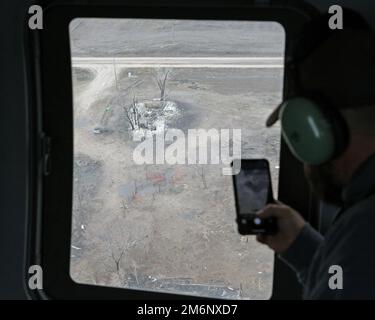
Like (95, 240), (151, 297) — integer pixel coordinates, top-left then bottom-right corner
(323, 107), (350, 160)
(280, 97), (343, 165)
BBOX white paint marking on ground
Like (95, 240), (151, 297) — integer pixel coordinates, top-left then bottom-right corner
(72, 57), (284, 68)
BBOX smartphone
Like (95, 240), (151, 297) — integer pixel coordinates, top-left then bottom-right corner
(232, 159), (278, 235)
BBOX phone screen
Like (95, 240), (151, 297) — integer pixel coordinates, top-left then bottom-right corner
(234, 160), (272, 215)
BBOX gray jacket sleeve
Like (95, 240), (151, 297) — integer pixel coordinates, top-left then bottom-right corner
(279, 223), (324, 286)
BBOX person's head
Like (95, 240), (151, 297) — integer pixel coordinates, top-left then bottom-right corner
(304, 107), (375, 206)
(266, 9), (375, 206)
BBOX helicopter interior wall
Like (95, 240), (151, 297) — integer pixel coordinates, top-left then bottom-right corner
(0, 0), (373, 299)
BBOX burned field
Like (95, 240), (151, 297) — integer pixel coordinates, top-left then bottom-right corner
(70, 65), (282, 299)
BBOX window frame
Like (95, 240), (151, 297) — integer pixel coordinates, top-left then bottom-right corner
(26, 0), (319, 300)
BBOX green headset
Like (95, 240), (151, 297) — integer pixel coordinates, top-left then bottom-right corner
(271, 24), (350, 166)
(267, 16), (358, 165)
(271, 9), (375, 166)
(278, 94), (349, 165)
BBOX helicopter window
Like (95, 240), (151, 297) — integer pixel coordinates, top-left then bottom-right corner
(69, 18), (285, 299)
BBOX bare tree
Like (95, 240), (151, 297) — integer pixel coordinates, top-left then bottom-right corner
(111, 246), (125, 272)
(98, 217), (140, 283)
(154, 69), (170, 102)
(124, 96), (141, 131)
(194, 165), (208, 189)
(104, 232), (127, 274)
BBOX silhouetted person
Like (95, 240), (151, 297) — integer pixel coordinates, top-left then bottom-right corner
(256, 11), (375, 299)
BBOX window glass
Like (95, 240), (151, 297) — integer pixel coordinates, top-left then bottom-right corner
(69, 18), (284, 299)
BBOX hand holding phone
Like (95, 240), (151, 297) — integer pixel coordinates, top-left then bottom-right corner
(232, 159), (278, 235)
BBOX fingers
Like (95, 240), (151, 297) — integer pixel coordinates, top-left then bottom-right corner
(256, 234), (268, 244)
(256, 234), (276, 247)
(256, 204), (288, 219)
